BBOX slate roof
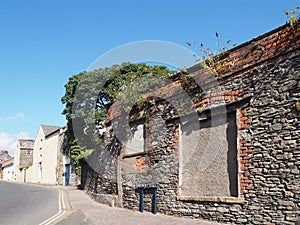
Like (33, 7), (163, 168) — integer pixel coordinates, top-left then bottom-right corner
(41, 124), (61, 137)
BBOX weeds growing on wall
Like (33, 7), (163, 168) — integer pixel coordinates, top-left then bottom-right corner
(285, 6), (300, 26)
(186, 32), (236, 77)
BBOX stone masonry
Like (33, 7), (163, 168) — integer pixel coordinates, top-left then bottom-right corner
(18, 140), (34, 169)
(81, 22), (300, 224)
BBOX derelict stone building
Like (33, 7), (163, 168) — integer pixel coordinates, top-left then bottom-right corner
(81, 22), (300, 224)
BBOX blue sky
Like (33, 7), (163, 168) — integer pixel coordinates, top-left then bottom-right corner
(0, 0), (299, 155)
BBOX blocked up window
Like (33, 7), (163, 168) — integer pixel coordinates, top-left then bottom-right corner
(124, 122), (146, 156)
(26, 150), (31, 155)
(179, 112), (238, 198)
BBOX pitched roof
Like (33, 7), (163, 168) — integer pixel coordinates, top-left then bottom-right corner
(1, 157), (14, 167)
(41, 125), (61, 137)
(19, 139), (34, 149)
(0, 150), (12, 163)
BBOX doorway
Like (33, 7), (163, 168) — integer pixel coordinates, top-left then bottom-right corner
(64, 164), (70, 186)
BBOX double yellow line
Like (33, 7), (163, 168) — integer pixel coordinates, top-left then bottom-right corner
(39, 189), (66, 225)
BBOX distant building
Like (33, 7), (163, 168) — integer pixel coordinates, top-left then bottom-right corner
(1, 158), (14, 181)
(25, 125), (76, 185)
(0, 150), (11, 163)
(0, 150), (12, 180)
(13, 139), (34, 182)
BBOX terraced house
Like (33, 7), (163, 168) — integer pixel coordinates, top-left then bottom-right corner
(0, 150), (12, 180)
(81, 22), (300, 224)
(14, 125), (77, 186)
(1, 157), (14, 181)
(13, 139), (34, 182)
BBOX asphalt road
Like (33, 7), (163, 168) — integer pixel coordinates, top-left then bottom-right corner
(0, 181), (60, 225)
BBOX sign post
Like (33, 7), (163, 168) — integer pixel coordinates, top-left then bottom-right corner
(136, 183), (159, 214)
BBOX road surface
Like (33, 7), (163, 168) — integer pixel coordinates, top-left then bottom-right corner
(0, 181), (62, 225)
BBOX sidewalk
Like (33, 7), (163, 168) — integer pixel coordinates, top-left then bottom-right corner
(57, 186), (222, 225)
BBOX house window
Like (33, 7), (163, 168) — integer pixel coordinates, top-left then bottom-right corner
(179, 112), (239, 201)
(26, 150), (31, 155)
(124, 122), (146, 156)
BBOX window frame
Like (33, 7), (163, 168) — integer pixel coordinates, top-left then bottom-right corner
(177, 110), (244, 203)
(122, 121), (147, 159)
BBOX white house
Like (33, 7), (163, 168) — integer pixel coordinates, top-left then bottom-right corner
(1, 158), (14, 181)
(25, 124), (76, 185)
(13, 139), (34, 182)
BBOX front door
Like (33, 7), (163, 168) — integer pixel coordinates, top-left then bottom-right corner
(64, 164), (70, 186)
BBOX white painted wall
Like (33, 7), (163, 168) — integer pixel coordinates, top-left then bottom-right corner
(27, 127), (44, 184)
(13, 143), (22, 182)
(13, 140), (35, 183)
(2, 162), (14, 181)
(42, 133), (59, 184)
(27, 126), (60, 185)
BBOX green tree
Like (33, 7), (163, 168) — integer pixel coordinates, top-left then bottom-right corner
(61, 63), (174, 175)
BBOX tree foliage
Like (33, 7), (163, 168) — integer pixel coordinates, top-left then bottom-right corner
(61, 63), (174, 174)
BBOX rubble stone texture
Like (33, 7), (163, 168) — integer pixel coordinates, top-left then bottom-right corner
(81, 23), (300, 224)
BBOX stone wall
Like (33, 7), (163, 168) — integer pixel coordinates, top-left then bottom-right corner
(18, 140), (34, 169)
(82, 22), (300, 224)
(82, 125), (121, 205)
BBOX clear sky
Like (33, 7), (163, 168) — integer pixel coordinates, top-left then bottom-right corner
(0, 0), (299, 155)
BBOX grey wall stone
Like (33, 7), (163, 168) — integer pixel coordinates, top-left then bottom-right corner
(81, 23), (300, 224)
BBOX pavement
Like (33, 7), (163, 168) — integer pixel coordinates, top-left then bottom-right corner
(56, 186), (222, 225)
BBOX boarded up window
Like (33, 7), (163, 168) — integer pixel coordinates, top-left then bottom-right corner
(125, 123), (146, 156)
(179, 112), (238, 197)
